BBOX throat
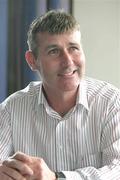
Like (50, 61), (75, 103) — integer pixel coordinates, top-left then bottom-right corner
(57, 106), (75, 117)
(42, 85), (78, 116)
(48, 92), (77, 116)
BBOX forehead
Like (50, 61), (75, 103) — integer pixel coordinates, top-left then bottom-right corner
(37, 30), (81, 48)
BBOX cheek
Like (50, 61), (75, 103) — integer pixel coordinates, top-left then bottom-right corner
(40, 61), (58, 78)
(74, 53), (85, 67)
(80, 56), (85, 66)
(37, 59), (49, 72)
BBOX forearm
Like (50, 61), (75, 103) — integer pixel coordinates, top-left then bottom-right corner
(62, 158), (120, 180)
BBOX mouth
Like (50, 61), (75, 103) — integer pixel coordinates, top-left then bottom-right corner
(58, 69), (77, 77)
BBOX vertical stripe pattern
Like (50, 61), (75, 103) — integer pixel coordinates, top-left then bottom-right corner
(0, 77), (120, 179)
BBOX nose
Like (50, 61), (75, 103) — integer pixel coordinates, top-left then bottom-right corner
(61, 50), (74, 67)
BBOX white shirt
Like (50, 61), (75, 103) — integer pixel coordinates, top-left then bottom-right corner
(0, 77), (120, 180)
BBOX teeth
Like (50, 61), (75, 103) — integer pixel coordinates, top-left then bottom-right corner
(64, 72), (73, 75)
(61, 71), (73, 76)
(58, 69), (77, 76)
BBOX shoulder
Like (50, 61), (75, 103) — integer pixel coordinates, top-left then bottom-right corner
(85, 77), (120, 101)
(0, 81), (42, 109)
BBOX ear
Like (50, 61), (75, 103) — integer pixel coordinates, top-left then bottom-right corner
(25, 50), (38, 71)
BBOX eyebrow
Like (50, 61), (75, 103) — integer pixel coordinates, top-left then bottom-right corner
(45, 42), (80, 51)
(69, 42), (80, 46)
(45, 45), (58, 51)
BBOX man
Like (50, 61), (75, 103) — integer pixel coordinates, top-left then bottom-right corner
(0, 10), (120, 180)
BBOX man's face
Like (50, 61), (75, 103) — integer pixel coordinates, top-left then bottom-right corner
(35, 30), (85, 92)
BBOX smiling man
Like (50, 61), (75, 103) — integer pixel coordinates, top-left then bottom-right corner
(0, 10), (120, 180)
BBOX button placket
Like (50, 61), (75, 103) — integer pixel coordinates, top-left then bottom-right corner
(55, 121), (65, 171)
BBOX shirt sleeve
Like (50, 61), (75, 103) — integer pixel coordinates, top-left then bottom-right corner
(63, 90), (120, 180)
(0, 103), (14, 160)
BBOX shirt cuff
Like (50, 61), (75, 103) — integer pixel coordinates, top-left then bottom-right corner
(62, 171), (82, 180)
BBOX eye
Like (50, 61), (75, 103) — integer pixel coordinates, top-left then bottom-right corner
(69, 46), (81, 54)
(48, 48), (60, 56)
(70, 46), (79, 51)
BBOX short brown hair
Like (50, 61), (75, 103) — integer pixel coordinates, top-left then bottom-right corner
(27, 10), (80, 58)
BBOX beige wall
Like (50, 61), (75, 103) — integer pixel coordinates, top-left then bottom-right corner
(73, 0), (120, 88)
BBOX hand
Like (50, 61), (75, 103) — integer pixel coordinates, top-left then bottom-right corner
(3, 152), (56, 180)
(0, 157), (32, 180)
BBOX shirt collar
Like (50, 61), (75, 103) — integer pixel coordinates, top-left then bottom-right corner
(76, 79), (89, 111)
(38, 83), (47, 105)
(38, 79), (89, 111)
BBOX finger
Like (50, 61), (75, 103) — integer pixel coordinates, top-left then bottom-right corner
(0, 174), (13, 180)
(0, 172), (12, 180)
(12, 152), (32, 163)
(24, 174), (35, 180)
(1, 164), (26, 180)
(3, 159), (33, 176)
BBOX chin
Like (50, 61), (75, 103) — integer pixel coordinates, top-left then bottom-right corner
(60, 83), (79, 92)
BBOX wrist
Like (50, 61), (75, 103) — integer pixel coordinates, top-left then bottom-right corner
(55, 171), (66, 179)
(52, 171), (56, 180)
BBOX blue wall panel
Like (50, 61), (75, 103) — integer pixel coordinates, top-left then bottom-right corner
(0, 0), (8, 102)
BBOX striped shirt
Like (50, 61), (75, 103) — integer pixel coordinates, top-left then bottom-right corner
(0, 77), (120, 180)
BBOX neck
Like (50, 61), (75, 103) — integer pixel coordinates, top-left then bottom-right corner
(42, 86), (78, 116)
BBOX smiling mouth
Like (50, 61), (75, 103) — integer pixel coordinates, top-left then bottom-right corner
(58, 70), (77, 77)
